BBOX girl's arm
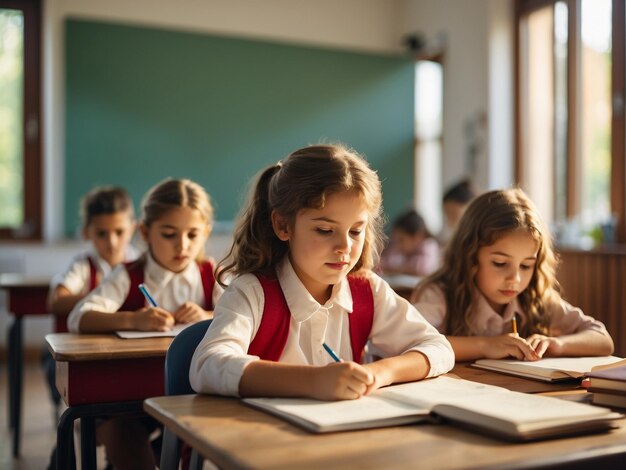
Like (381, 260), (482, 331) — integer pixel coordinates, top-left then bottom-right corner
(363, 351), (430, 394)
(448, 335), (539, 362)
(77, 307), (174, 333)
(369, 276), (454, 377)
(67, 264), (172, 333)
(528, 330), (614, 358)
(239, 360), (374, 400)
(535, 299), (615, 357)
(49, 285), (86, 316)
(173, 302), (212, 323)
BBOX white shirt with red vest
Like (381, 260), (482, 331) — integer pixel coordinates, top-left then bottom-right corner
(189, 256), (454, 397)
(67, 251), (223, 333)
(49, 248), (135, 300)
(413, 283), (610, 337)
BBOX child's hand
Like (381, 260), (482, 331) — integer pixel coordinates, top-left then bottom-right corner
(526, 334), (563, 358)
(133, 307), (175, 331)
(485, 334), (540, 361)
(173, 301), (211, 324)
(312, 362), (374, 400)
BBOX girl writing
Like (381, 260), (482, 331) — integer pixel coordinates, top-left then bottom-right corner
(190, 144), (454, 400)
(411, 188), (614, 362)
(67, 178), (222, 470)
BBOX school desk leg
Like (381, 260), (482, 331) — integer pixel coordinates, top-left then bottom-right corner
(57, 407), (77, 470)
(8, 315), (23, 456)
(80, 416), (97, 470)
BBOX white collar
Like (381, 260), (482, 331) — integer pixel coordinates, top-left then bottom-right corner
(275, 257), (354, 323)
(144, 251), (197, 287)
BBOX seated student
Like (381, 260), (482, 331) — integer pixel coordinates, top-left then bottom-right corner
(378, 209), (440, 277)
(439, 178), (477, 244)
(44, 186), (136, 406)
(411, 188), (614, 362)
(68, 178), (223, 470)
(189, 144), (454, 400)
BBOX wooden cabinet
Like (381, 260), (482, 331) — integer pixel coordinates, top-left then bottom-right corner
(557, 247), (626, 357)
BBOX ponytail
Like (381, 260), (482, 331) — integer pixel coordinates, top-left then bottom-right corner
(217, 164), (284, 286)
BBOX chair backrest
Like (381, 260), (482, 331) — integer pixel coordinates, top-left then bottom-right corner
(164, 319), (212, 395)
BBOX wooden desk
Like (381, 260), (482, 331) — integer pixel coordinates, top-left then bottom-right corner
(144, 392), (626, 469)
(0, 274), (50, 456)
(46, 333), (173, 470)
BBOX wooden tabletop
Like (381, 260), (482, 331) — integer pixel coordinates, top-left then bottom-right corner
(144, 393), (626, 470)
(46, 333), (173, 361)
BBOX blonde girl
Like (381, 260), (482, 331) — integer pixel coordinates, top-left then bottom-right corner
(190, 144), (453, 400)
(412, 188), (614, 362)
(67, 178), (222, 470)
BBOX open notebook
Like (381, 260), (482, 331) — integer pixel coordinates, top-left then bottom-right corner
(471, 356), (623, 382)
(115, 323), (190, 339)
(243, 376), (622, 440)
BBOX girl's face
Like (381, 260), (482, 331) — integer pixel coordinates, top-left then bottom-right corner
(141, 206), (210, 273)
(475, 230), (539, 314)
(83, 211), (135, 266)
(273, 191), (368, 305)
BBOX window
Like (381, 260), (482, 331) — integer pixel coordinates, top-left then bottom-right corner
(414, 59), (444, 233)
(516, 0), (625, 244)
(0, 0), (42, 240)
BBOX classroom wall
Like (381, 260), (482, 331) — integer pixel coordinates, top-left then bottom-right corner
(43, 0), (408, 241)
(400, 0), (514, 192)
(63, 19), (415, 236)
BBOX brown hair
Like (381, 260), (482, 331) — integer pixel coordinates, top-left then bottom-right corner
(80, 186), (133, 228)
(413, 188), (559, 336)
(217, 144), (385, 285)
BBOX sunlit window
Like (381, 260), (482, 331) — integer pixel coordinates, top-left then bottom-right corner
(517, 0), (624, 245)
(414, 60), (443, 233)
(0, 9), (24, 228)
(0, 0), (41, 240)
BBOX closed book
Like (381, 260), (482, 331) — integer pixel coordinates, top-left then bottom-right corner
(587, 363), (626, 393)
(244, 376), (622, 440)
(592, 391), (626, 409)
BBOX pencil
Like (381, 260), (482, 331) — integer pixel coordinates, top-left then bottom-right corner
(512, 314), (518, 336)
(138, 283), (158, 307)
(322, 342), (342, 363)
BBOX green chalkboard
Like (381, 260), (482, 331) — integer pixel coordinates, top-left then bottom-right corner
(65, 19), (415, 236)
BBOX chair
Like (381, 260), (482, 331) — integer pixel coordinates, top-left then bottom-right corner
(161, 319), (212, 470)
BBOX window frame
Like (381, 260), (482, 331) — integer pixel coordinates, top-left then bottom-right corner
(0, 0), (42, 240)
(515, 0), (626, 243)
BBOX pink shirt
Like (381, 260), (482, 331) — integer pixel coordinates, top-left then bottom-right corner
(379, 238), (440, 277)
(413, 283), (609, 337)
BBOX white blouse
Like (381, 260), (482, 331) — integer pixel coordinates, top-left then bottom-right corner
(414, 283), (609, 337)
(67, 252), (223, 332)
(189, 257), (454, 397)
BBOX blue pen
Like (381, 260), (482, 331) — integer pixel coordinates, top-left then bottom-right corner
(138, 283), (158, 307)
(322, 342), (342, 363)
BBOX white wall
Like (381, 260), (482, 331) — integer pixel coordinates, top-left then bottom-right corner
(401, 0), (514, 193)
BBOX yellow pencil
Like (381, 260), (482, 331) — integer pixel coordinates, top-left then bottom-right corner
(512, 314), (518, 336)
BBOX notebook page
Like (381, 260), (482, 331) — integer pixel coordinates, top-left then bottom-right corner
(115, 323), (190, 339)
(378, 376), (615, 431)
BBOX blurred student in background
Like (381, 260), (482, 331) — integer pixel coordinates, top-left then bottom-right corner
(379, 209), (440, 277)
(440, 179), (477, 244)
